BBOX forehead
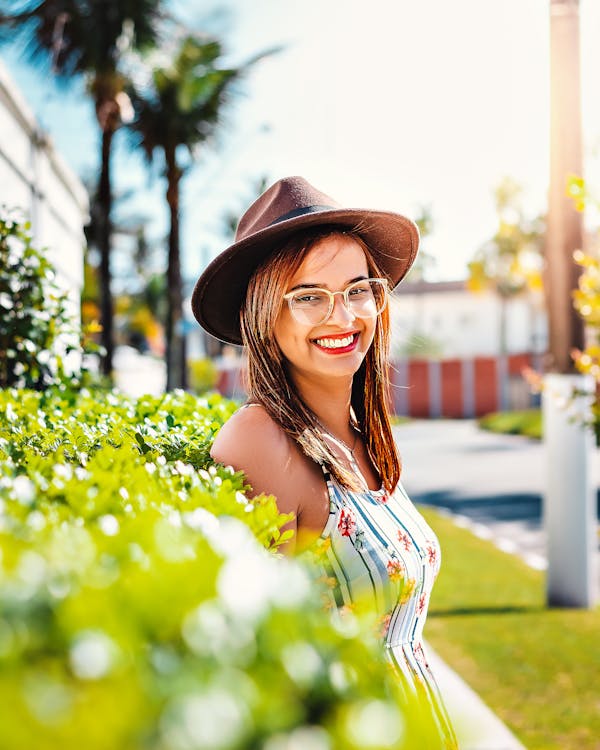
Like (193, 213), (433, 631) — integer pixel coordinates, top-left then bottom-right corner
(287, 234), (369, 287)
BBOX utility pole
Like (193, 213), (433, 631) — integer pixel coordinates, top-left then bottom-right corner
(544, 0), (596, 609)
(546, 0), (585, 370)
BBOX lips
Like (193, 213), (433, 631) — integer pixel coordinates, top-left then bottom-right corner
(311, 332), (359, 353)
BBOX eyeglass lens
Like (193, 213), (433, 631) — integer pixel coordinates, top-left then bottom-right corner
(288, 279), (387, 325)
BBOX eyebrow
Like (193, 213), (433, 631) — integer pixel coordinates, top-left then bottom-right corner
(288, 275), (367, 292)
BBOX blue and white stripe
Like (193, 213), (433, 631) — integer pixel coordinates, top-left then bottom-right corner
(319, 467), (457, 748)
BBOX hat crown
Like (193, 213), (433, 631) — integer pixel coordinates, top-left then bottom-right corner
(235, 176), (340, 242)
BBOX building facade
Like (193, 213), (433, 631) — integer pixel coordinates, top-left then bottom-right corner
(0, 58), (87, 317)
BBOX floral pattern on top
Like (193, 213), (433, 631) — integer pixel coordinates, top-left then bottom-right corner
(317, 468), (458, 749)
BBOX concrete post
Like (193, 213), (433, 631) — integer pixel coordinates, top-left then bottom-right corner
(543, 373), (596, 607)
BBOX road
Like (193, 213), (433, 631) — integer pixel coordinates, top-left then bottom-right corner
(393, 419), (600, 579)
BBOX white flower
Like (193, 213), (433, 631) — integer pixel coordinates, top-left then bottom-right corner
(12, 476), (35, 505)
(98, 515), (119, 536)
(69, 631), (119, 680)
(182, 507), (219, 537)
(160, 687), (248, 750)
(54, 464), (72, 481)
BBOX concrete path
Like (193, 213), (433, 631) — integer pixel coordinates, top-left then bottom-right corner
(113, 346), (166, 397)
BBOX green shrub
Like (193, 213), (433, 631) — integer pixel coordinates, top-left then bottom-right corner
(0, 209), (79, 389)
(0, 388), (439, 749)
(478, 408), (542, 439)
(189, 357), (219, 394)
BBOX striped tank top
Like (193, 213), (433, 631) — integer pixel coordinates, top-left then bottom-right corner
(318, 463), (458, 748)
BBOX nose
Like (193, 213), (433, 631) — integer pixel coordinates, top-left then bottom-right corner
(327, 291), (356, 324)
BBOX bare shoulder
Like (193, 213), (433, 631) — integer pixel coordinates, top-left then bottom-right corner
(210, 403), (291, 470)
(211, 403), (325, 519)
(211, 403), (330, 554)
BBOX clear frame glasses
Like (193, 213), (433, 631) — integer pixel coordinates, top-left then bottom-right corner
(282, 277), (389, 326)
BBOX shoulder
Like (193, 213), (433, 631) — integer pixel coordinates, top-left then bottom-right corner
(210, 403), (291, 469)
(210, 403), (309, 499)
(211, 403), (330, 553)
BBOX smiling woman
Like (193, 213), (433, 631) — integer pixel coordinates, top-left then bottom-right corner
(190, 176), (458, 748)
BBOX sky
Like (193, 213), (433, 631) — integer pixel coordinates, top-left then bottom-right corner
(3, 0), (600, 286)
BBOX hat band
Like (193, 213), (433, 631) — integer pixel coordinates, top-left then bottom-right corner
(269, 204), (336, 226)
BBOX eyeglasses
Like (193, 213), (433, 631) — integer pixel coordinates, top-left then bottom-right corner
(282, 278), (388, 326)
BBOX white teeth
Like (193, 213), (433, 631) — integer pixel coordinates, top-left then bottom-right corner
(315, 335), (355, 349)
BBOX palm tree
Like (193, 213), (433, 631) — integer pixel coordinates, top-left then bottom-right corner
(127, 35), (271, 390)
(467, 178), (545, 355)
(0, 0), (163, 376)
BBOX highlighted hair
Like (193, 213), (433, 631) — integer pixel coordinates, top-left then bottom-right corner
(240, 226), (401, 494)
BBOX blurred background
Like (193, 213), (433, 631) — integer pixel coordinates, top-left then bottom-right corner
(2, 0), (598, 406)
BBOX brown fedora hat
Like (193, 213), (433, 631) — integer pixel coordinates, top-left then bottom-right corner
(191, 176), (420, 345)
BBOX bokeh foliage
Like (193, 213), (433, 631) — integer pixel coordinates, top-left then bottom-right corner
(567, 176), (600, 435)
(0, 388), (440, 749)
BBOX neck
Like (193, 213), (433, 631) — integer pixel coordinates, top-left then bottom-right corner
(291, 370), (355, 443)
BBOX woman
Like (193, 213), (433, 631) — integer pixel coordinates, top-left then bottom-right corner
(191, 176), (458, 748)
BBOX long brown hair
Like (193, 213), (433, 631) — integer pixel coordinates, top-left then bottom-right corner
(239, 226), (401, 494)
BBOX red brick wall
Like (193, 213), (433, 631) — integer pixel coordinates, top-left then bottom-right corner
(407, 360), (430, 417)
(441, 359), (463, 417)
(473, 357), (498, 415)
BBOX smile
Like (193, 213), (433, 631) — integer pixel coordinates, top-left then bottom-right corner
(312, 333), (359, 352)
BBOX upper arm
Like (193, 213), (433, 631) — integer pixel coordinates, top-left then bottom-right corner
(210, 405), (309, 553)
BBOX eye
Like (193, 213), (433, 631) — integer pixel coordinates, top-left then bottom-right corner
(348, 284), (371, 297)
(293, 292), (327, 305)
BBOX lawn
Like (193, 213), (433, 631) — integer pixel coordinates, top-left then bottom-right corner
(477, 409), (542, 440)
(421, 507), (600, 750)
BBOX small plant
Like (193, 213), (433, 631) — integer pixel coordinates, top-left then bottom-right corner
(0, 208), (76, 389)
(188, 356), (218, 394)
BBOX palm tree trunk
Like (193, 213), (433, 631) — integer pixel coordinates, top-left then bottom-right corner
(98, 125), (114, 377)
(165, 147), (186, 391)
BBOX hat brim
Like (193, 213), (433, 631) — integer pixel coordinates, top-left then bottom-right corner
(191, 207), (419, 346)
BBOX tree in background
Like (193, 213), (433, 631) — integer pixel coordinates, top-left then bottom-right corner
(0, 0), (163, 377)
(565, 176), (600, 436)
(404, 204), (437, 283)
(394, 204), (444, 358)
(83, 193), (166, 357)
(127, 34), (270, 390)
(467, 177), (545, 354)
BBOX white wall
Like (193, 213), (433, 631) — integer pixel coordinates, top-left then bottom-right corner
(391, 280), (548, 358)
(0, 57), (87, 320)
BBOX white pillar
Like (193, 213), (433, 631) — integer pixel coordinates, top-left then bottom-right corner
(543, 373), (596, 607)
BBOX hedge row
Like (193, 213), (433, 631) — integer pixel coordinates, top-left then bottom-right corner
(0, 387), (439, 749)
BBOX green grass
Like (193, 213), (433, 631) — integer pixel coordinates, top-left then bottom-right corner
(478, 408), (542, 439)
(421, 507), (600, 750)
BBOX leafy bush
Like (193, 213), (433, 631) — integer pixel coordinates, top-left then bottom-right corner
(0, 388), (439, 749)
(0, 209), (79, 389)
(189, 357), (218, 394)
